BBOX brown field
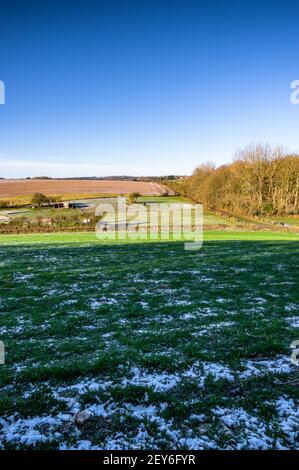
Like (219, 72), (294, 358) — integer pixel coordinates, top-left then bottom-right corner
(0, 179), (174, 198)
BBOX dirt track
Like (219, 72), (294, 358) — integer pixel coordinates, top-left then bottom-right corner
(0, 179), (174, 197)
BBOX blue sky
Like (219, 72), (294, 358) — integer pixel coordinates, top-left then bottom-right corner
(0, 0), (299, 177)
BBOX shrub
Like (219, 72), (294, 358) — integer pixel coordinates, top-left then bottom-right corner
(127, 192), (140, 204)
(31, 193), (50, 207)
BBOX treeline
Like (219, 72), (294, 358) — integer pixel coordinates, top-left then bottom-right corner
(169, 144), (299, 217)
(4, 175), (184, 181)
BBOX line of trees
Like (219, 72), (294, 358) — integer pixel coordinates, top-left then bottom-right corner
(170, 144), (299, 216)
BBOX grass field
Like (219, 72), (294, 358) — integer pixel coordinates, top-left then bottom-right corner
(0, 196), (188, 222)
(0, 230), (299, 244)
(0, 233), (299, 449)
(3, 195), (297, 236)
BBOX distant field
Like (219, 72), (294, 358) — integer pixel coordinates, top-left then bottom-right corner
(0, 196), (237, 233)
(0, 179), (174, 200)
(0, 237), (298, 449)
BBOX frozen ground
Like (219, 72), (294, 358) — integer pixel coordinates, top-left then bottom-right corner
(0, 239), (298, 449)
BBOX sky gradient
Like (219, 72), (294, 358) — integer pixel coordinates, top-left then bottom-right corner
(0, 0), (299, 177)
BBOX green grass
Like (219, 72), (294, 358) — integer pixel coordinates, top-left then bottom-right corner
(137, 195), (188, 203)
(0, 229), (299, 245)
(0, 236), (298, 449)
(202, 211), (234, 226)
(6, 207), (83, 219)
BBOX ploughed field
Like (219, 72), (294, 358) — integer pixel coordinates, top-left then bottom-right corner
(0, 179), (173, 198)
(0, 236), (299, 449)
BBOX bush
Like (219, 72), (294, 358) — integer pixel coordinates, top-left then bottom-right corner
(31, 193), (50, 207)
(127, 192), (140, 204)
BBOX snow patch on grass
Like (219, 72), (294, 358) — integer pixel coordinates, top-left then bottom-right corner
(240, 356), (293, 379)
(287, 316), (299, 328)
(213, 406), (272, 449)
(0, 413), (70, 448)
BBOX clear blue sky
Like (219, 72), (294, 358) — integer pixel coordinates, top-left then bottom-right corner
(0, 0), (298, 177)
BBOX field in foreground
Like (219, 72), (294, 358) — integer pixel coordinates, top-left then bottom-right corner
(0, 237), (299, 449)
